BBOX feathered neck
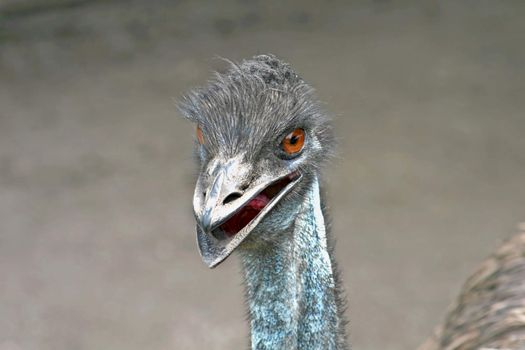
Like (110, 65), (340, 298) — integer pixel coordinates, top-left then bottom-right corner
(240, 177), (348, 349)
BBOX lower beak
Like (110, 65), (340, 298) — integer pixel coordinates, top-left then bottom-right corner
(194, 167), (301, 268)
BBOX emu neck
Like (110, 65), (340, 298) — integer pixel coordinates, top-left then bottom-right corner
(240, 178), (344, 349)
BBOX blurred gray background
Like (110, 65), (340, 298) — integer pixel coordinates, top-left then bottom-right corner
(1, 1), (524, 349)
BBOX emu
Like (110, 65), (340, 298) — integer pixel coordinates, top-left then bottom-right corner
(180, 54), (525, 349)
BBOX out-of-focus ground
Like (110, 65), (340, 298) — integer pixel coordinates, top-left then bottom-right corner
(1, 1), (524, 349)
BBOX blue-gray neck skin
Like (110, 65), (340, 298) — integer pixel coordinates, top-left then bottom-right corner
(240, 177), (348, 349)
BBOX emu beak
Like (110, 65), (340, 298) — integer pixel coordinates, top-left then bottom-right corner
(193, 158), (301, 268)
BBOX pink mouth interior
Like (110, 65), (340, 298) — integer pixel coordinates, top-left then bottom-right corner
(219, 173), (298, 237)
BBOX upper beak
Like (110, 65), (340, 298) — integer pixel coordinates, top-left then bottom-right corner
(199, 169), (226, 234)
(193, 158), (301, 268)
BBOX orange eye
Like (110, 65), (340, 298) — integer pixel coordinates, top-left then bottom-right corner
(282, 128), (305, 155)
(196, 125), (204, 144)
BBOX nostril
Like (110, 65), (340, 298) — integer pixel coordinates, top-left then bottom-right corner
(223, 192), (242, 204)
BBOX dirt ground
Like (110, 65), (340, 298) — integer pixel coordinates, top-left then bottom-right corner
(1, 1), (524, 349)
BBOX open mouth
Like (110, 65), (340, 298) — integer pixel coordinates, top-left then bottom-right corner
(196, 169), (303, 268)
(212, 171), (300, 239)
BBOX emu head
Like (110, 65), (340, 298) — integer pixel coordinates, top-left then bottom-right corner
(180, 55), (334, 267)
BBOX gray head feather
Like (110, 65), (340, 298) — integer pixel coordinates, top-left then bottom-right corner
(178, 54), (334, 174)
